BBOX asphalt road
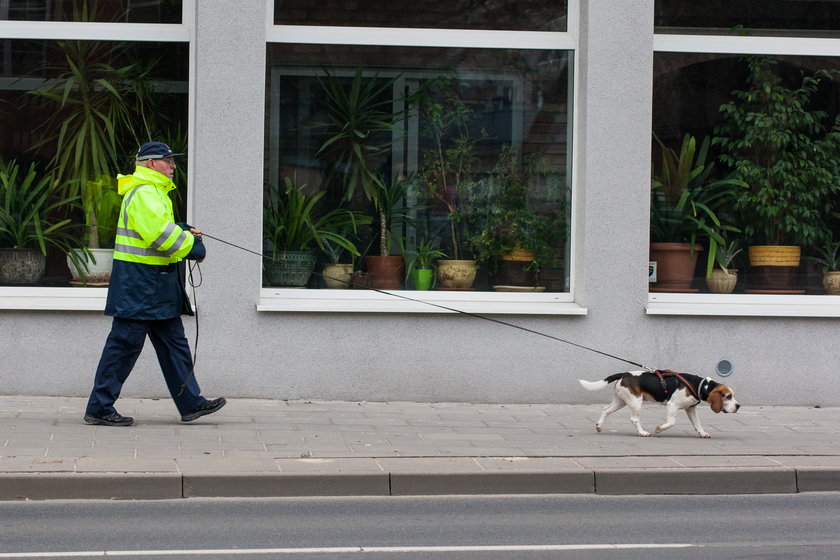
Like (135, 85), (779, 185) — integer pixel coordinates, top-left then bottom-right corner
(2, 493), (839, 559)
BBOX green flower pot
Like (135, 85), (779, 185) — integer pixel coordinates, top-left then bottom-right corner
(412, 267), (434, 290)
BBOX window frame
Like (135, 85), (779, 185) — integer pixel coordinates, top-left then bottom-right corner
(649, 31), (840, 317)
(261, 2), (582, 315)
(0, 1), (196, 311)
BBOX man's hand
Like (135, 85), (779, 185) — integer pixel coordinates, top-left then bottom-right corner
(189, 228), (204, 262)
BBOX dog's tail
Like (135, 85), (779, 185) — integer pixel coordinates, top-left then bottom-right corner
(578, 379), (609, 391)
(578, 373), (627, 392)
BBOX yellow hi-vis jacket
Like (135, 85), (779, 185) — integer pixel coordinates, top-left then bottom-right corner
(114, 165), (196, 265)
(105, 165), (204, 320)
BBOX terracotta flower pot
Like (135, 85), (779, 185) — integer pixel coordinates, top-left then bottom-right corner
(365, 255), (404, 290)
(649, 243), (702, 292)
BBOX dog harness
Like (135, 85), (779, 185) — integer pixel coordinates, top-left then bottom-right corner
(653, 370), (711, 401)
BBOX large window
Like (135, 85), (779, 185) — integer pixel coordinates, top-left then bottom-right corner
(264, 44), (572, 295)
(651, 1), (840, 302)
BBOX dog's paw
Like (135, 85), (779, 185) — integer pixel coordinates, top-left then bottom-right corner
(655, 425), (664, 433)
(595, 424), (602, 433)
(639, 431), (651, 437)
(698, 432), (711, 439)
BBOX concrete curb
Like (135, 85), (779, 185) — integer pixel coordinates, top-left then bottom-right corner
(2, 467), (838, 501)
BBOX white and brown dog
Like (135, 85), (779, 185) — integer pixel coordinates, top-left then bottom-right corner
(578, 370), (740, 438)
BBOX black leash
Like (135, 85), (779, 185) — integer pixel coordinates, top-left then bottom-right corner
(194, 232), (651, 371)
(177, 260), (202, 397)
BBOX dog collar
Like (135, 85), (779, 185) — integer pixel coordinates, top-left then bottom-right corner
(698, 377), (712, 401)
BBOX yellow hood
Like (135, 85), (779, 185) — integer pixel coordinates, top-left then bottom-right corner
(116, 165), (176, 195)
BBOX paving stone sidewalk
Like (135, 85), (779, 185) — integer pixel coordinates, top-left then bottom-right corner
(1, 396), (839, 500)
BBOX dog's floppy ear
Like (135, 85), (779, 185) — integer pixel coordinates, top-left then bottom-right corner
(709, 389), (723, 413)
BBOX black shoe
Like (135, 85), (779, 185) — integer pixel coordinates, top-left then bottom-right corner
(181, 397), (227, 422)
(84, 411), (134, 427)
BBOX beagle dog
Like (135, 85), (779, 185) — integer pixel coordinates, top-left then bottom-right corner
(578, 370), (739, 438)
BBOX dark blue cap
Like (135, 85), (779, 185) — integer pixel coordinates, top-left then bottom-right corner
(136, 141), (184, 161)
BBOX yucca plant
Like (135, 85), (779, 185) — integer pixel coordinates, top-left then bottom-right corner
(0, 158), (89, 272)
(315, 66), (405, 257)
(28, 39), (160, 249)
(27, 1), (162, 249)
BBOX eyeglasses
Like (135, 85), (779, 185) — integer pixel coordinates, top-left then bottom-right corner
(153, 157), (176, 166)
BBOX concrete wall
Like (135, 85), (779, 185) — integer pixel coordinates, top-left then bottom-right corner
(1, 1), (837, 407)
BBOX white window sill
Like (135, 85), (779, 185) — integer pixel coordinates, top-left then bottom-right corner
(258, 288), (587, 315)
(0, 287), (108, 311)
(647, 292), (840, 317)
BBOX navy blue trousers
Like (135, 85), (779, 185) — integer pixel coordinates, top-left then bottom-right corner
(86, 317), (204, 416)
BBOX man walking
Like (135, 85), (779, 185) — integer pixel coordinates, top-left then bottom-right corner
(84, 141), (225, 426)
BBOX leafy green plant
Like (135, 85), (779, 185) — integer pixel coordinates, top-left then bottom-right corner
(406, 238), (448, 278)
(263, 177), (372, 259)
(651, 133), (741, 277)
(413, 75), (482, 260)
(807, 241), (840, 273)
(714, 56), (840, 248)
(714, 238), (743, 272)
(466, 146), (566, 273)
(0, 158), (89, 272)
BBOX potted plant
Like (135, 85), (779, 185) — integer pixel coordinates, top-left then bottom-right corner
(807, 241), (840, 295)
(263, 177), (370, 287)
(706, 239), (742, 294)
(66, 176), (121, 285)
(466, 146), (567, 288)
(315, 66), (407, 289)
(363, 178), (420, 289)
(320, 238), (356, 289)
(0, 158), (89, 285)
(413, 75), (482, 289)
(714, 56), (840, 291)
(650, 133), (741, 292)
(406, 238), (448, 290)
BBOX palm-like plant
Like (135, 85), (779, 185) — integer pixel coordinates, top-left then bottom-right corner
(406, 238), (448, 278)
(651, 133), (742, 277)
(27, 4), (161, 249)
(315, 66), (404, 257)
(263, 177), (372, 260)
(0, 158), (89, 271)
